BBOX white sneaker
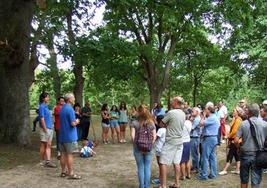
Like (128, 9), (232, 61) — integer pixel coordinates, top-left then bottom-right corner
(230, 170), (240, 175)
(219, 170), (227, 175)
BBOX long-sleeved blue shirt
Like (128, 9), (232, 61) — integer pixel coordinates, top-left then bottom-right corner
(190, 116), (201, 137)
(202, 113), (220, 136)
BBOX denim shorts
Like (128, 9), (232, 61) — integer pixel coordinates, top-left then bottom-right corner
(240, 155), (262, 186)
(110, 120), (119, 128)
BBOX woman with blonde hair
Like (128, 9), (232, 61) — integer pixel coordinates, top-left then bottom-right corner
(131, 105), (157, 188)
(219, 106), (244, 175)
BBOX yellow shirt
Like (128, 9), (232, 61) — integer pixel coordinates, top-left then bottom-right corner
(228, 117), (242, 139)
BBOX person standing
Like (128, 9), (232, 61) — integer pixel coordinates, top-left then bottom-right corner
(159, 96), (185, 188)
(180, 118), (192, 180)
(218, 101), (228, 143)
(38, 91), (56, 167)
(198, 102), (220, 180)
(81, 101), (92, 144)
(53, 97), (65, 159)
(235, 103), (267, 188)
(219, 106), (244, 175)
(119, 101), (128, 143)
(74, 103), (82, 141)
(59, 93), (81, 179)
(131, 105), (157, 188)
(110, 105), (120, 143)
(101, 103), (110, 144)
(190, 107), (201, 173)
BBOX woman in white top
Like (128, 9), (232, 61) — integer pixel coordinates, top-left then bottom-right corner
(180, 119), (192, 180)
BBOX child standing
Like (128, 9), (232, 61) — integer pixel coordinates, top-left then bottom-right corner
(152, 126), (166, 185)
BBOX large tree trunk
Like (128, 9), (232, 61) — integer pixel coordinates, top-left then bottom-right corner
(0, 0), (34, 144)
(66, 10), (84, 105)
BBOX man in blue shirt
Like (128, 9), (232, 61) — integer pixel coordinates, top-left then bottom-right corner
(38, 91), (56, 168)
(190, 107), (201, 172)
(198, 102), (220, 180)
(59, 93), (81, 179)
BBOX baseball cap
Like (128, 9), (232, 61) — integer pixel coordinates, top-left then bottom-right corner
(263, 100), (267, 105)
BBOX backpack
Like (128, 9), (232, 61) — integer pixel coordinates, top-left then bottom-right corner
(135, 123), (154, 152)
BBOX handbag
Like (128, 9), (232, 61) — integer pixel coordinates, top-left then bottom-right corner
(248, 119), (267, 168)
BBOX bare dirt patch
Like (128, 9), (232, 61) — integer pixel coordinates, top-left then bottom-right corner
(0, 116), (267, 188)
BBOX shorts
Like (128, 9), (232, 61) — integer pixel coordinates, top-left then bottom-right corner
(39, 128), (53, 142)
(160, 140), (183, 165)
(59, 142), (78, 154)
(110, 120), (119, 128)
(119, 122), (128, 125)
(101, 123), (110, 128)
(180, 142), (191, 163)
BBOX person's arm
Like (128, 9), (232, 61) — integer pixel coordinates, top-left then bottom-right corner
(70, 110), (80, 127)
(39, 106), (47, 132)
(152, 128), (157, 143)
(131, 127), (136, 142)
(234, 123), (243, 147)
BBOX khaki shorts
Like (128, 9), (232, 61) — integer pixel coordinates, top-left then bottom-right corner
(160, 139), (183, 165)
(59, 142), (78, 154)
(39, 128), (53, 142)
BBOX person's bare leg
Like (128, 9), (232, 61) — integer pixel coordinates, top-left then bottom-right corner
(102, 127), (105, 142)
(115, 126), (120, 142)
(180, 163), (185, 179)
(160, 164), (167, 188)
(186, 161), (191, 178)
(66, 154), (74, 176)
(174, 163), (181, 187)
(222, 162), (230, 172)
(236, 161), (240, 172)
(60, 152), (67, 173)
(111, 127), (115, 143)
(40, 142), (46, 162)
(241, 183), (248, 188)
(46, 140), (52, 161)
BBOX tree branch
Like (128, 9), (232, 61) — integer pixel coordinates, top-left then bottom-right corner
(134, 8), (148, 43)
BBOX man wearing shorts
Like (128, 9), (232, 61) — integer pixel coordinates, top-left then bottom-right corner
(59, 93), (81, 179)
(159, 96), (185, 188)
(38, 91), (56, 168)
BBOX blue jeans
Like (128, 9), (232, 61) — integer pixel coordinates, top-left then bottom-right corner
(133, 145), (152, 188)
(199, 136), (218, 180)
(240, 155), (262, 187)
(190, 137), (200, 170)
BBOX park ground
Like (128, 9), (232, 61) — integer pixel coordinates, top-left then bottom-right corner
(1, 115), (267, 188)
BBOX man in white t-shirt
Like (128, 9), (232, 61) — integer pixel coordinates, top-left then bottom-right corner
(218, 101), (228, 142)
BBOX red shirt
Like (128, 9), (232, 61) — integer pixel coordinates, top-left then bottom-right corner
(54, 105), (62, 130)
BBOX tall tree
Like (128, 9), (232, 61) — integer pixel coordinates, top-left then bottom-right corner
(0, 0), (34, 144)
(101, 0), (213, 107)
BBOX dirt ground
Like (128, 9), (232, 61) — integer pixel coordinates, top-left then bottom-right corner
(0, 115), (267, 188)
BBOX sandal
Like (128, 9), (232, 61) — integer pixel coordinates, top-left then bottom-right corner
(67, 174), (82, 180)
(60, 172), (67, 178)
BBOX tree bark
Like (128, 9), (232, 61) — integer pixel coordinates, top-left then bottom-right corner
(0, 0), (34, 144)
(66, 10), (84, 105)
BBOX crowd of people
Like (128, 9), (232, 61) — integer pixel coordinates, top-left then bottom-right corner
(34, 91), (267, 187)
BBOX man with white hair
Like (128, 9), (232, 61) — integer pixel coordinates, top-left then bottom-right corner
(159, 96), (186, 188)
(59, 93), (81, 179)
(190, 107), (202, 173)
(198, 102), (220, 180)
